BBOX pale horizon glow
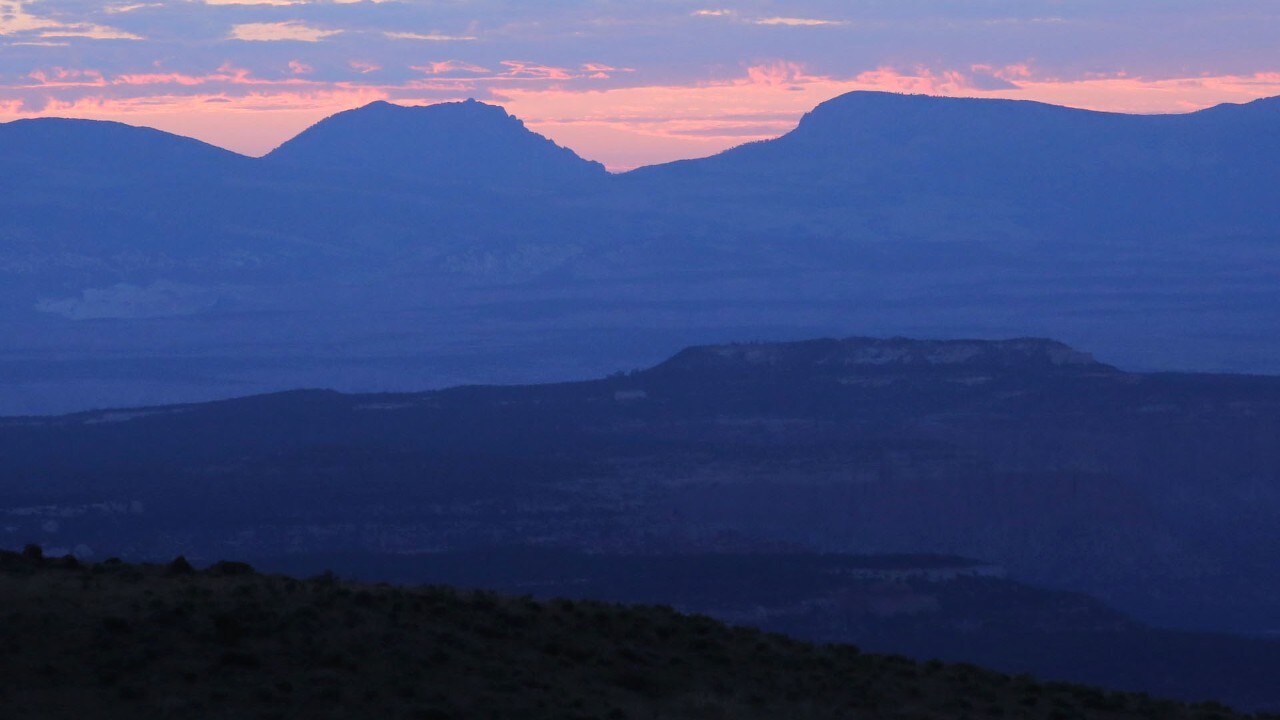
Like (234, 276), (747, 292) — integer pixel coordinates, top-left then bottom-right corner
(2, 1), (1278, 169)
(4, 67), (1279, 171)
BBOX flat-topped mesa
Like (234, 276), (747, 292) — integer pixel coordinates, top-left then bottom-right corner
(788, 91), (1104, 142)
(651, 337), (1112, 376)
(784, 90), (1280, 150)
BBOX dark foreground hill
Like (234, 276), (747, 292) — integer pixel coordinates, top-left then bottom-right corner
(257, 548), (1280, 712)
(0, 549), (1269, 720)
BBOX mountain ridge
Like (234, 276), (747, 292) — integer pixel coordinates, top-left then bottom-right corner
(0, 116), (248, 186)
(5, 90), (1280, 415)
(0, 336), (1114, 424)
(262, 98), (607, 186)
(7, 90), (1280, 173)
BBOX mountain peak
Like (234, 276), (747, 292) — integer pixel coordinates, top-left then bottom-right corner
(348, 97), (512, 121)
(265, 99), (606, 185)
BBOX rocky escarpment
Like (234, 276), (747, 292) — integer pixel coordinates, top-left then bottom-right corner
(650, 337), (1112, 377)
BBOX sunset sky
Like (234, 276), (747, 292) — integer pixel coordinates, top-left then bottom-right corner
(2, 0), (1279, 169)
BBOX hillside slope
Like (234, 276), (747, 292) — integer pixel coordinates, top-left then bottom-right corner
(0, 549), (1268, 720)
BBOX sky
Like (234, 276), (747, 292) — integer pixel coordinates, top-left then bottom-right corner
(2, 1), (1279, 170)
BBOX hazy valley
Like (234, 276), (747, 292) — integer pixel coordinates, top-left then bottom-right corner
(6, 336), (1280, 709)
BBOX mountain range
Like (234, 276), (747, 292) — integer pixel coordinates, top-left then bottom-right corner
(2, 92), (1279, 414)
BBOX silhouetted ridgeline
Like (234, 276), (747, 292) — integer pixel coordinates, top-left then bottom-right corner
(1, 548), (1272, 720)
(255, 547), (1280, 712)
(626, 92), (1280, 237)
(264, 99), (607, 185)
(3, 92), (1280, 414)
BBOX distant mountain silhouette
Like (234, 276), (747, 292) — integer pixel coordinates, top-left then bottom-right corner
(0, 118), (255, 266)
(3, 92), (1280, 414)
(623, 90), (1280, 237)
(0, 117), (245, 187)
(264, 99), (606, 187)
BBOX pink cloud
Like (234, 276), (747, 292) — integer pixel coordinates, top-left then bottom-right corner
(22, 63), (323, 90)
(491, 63), (1280, 169)
(348, 60), (382, 74)
(851, 67), (971, 94)
(113, 71), (230, 86)
(411, 60), (490, 76)
(4, 59), (1280, 170)
(581, 63), (634, 75)
(25, 67), (107, 87)
(498, 61), (575, 81)
(0, 87), (389, 156)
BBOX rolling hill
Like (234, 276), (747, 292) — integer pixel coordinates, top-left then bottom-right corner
(1, 548), (1273, 720)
